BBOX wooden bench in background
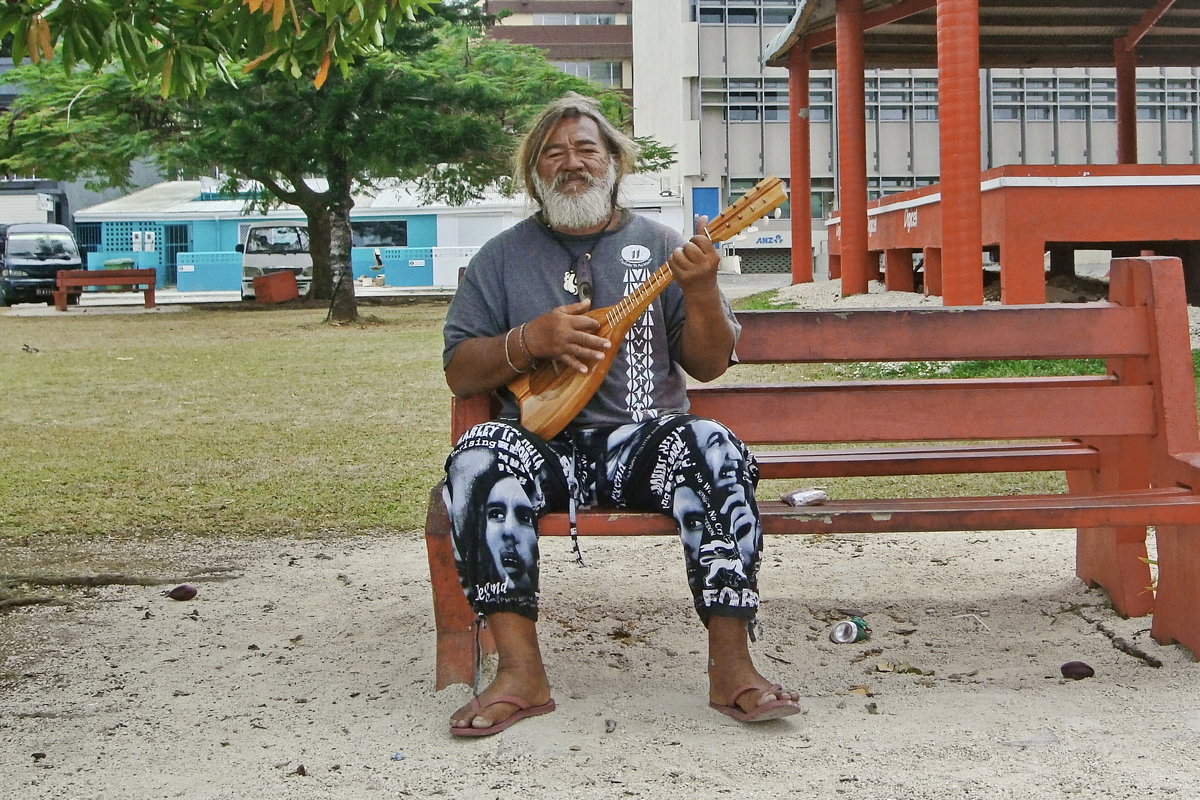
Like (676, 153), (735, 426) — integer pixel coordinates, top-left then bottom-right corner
(425, 256), (1200, 688)
(53, 268), (157, 311)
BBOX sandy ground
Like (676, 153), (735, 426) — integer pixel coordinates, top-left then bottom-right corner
(2, 530), (1198, 800)
(4, 275), (1200, 799)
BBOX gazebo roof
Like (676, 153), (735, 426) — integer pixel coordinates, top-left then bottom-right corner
(764, 0), (1200, 70)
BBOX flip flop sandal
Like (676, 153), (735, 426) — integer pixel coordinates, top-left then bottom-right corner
(450, 695), (557, 737)
(709, 684), (801, 722)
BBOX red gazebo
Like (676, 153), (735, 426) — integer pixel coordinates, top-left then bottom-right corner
(764, 0), (1200, 304)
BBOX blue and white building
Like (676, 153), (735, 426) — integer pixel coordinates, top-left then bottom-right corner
(73, 176), (687, 291)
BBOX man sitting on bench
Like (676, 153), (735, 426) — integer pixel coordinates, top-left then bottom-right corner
(441, 94), (800, 736)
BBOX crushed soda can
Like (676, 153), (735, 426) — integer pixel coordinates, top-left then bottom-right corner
(780, 488), (828, 507)
(829, 616), (871, 643)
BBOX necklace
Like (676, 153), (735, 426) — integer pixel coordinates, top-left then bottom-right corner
(538, 211), (618, 302)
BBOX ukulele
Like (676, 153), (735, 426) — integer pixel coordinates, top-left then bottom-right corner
(508, 175), (789, 440)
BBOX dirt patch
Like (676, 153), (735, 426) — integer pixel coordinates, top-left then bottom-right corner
(982, 271), (1110, 303)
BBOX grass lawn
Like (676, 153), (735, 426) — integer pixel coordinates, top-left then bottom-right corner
(1, 303), (451, 542)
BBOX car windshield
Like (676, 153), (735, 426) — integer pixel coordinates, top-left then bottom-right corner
(7, 233), (79, 261)
(245, 226), (309, 255)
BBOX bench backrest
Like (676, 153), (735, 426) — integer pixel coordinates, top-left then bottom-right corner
(450, 257), (1197, 462)
(57, 269), (156, 282)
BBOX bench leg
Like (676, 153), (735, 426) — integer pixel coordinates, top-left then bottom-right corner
(53, 290), (68, 311)
(425, 482), (486, 689)
(1074, 525), (1154, 618)
(1150, 524), (1200, 659)
(1068, 458), (1154, 618)
(143, 288), (156, 309)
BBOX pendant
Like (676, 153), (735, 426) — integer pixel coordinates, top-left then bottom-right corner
(563, 269), (578, 295)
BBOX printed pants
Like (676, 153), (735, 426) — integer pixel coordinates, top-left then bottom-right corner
(443, 414), (762, 623)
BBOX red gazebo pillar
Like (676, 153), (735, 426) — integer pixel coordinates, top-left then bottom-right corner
(936, 0), (984, 305)
(1114, 37), (1138, 164)
(788, 44), (814, 284)
(835, 0), (869, 296)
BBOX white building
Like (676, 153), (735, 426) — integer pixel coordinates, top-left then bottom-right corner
(489, 1), (1200, 273)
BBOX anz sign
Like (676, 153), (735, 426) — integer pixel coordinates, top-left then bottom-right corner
(739, 231), (790, 249)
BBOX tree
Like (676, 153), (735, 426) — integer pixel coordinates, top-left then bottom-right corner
(0, 0), (439, 97)
(0, 10), (675, 320)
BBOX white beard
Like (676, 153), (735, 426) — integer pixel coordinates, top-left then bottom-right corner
(534, 160), (617, 232)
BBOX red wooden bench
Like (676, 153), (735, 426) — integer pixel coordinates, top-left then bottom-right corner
(425, 256), (1200, 688)
(53, 268), (157, 311)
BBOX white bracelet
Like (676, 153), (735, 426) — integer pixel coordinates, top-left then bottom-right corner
(503, 327), (530, 374)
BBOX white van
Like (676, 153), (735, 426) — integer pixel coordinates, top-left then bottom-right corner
(236, 223), (312, 300)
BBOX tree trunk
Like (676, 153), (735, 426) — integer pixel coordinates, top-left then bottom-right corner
(306, 209), (334, 303)
(326, 189), (358, 323)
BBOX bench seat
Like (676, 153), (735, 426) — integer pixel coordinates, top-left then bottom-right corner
(535, 487), (1200, 536)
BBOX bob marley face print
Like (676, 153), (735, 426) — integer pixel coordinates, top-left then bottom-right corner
(688, 418), (762, 570)
(673, 483), (706, 562)
(484, 474), (538, 592)
(443, 421), (568, 618)
(618, 415), (762, 618)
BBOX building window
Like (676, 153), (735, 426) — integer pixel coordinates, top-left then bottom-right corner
(351, 220), (408, 248)
(696, 1), (795, 26)
(810, 177), (835, 219)
(551, 60), (622, 87)
(984, 72), (1197, 124)
(730, 177), (792, 218)
(702, 75), (814, 123)
(533, 14), (618, 25)
(74, 222), (102, 256)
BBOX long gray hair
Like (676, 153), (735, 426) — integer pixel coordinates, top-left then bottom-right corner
(514, 93), (640, 207)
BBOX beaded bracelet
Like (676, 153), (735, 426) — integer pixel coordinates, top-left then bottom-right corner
(503, 327), (530, 374)
(517, 323), (536, 367)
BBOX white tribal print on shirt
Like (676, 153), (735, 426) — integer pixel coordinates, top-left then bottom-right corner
(620, 244), (658, 421)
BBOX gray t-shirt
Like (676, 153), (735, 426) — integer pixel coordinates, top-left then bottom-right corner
(443, 211), (740, 431)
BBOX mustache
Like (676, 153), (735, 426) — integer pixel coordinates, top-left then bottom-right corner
(552, 170), (599, 190)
